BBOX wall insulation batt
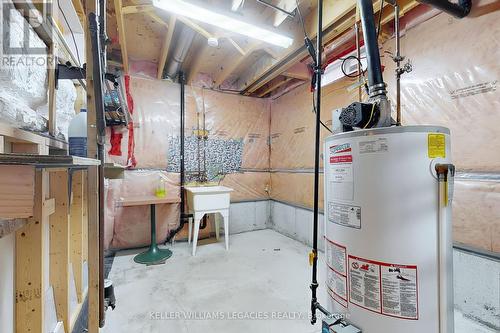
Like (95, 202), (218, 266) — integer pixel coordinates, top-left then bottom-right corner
(0, 0), (76, 139)
(104, 77), (270, 249)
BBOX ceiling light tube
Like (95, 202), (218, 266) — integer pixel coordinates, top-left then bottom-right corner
(152, 0), (293, 48)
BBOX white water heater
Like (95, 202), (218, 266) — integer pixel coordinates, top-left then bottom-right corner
(323, 126), (454, 333)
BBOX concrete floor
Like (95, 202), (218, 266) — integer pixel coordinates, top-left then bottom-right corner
(101, 229), (496, 333)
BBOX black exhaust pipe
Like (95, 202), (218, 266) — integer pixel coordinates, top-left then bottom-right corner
(417, 0), (472, 18)
(358, 0), (387, 98)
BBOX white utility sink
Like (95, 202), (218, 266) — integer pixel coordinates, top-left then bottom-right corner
(185, 186), (233, 212)
(184, 186), (234, 255)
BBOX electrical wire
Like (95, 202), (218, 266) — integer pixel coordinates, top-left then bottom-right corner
(363, 102), (376, 129)
(295, 0), (308, 39)
(312, 90), (333, 133)
(340, 55), (366, 78)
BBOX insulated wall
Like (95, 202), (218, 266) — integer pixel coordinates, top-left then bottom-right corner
(105, 76), (271, 249)
(269, 7), (500, 254)
(0, 0), (76, 139)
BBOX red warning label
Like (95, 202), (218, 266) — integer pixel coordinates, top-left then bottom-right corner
(330, 155), (353, 164)
(348, 255), (419, 320)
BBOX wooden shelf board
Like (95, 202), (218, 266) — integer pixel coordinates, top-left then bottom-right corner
(116, 196), (181, 207)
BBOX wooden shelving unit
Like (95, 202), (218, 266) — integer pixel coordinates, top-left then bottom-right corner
(0, 154), (100, 333)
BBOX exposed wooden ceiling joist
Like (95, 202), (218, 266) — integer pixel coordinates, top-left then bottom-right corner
(241, 0), (415, 96)
(177, 16), (215, 39)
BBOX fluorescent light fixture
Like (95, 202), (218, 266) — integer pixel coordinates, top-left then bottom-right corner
(231, 0), (244, 12)
(152, 0), (293, 48)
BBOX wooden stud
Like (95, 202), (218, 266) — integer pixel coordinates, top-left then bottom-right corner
(70, 170), (85, 303)
(87, 166), (100, 333)
(82, 170), (88, 264)
(114, 0), (129, 73)
(49, 170), (71, 333)
(157, 15), (177, 80)
(15, 169), (48, 333)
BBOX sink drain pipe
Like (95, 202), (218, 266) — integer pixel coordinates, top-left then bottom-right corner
(164, 71), (192, 244)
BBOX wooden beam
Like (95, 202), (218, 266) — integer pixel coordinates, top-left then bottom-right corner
(50, 170), (71, 333)
(158, 15), (177, 80)
(122, 4), (154, 15)
(213, 42), (261, 87)
(227, 37), (246, 56)
(70, 170), (85, 303)
(177, 16), (214, 39)
(82, 170), (88, 264)
(281, 62), (310, 81)
(114, 0), (129, 73)
(243, 0), (413, 95)
(257, 77), (293, 97)
(15, 169), (48, 333)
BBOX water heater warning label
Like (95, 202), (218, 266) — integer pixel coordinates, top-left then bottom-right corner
(381, 264), (418, 319)
(349, 256), (381, 313)
(326, 239), (347, 275)
(348, 255), (419, 320)
(328, 202), (361, 229)
(327, 269), (348, 308)
(326, 239), (348, 308)
(428, 133), (446, 158)
(359, 138), (388, 154)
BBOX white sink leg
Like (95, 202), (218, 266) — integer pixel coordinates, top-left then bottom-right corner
(222, 210), (229, 251)
(215, 215), (220, 241)
(192, 213), (203, 256)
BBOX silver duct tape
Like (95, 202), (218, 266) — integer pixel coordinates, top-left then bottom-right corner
(167, 135), (244, 181)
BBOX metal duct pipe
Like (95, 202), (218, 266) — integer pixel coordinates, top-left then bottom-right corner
(358, 0), (386, 97)
(417, 0), (471, 18)
(165, 25), (196, 79)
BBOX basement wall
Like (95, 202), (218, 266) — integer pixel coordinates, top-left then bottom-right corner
(0, 0), (77, 139)
(104, 77), (271, 250)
